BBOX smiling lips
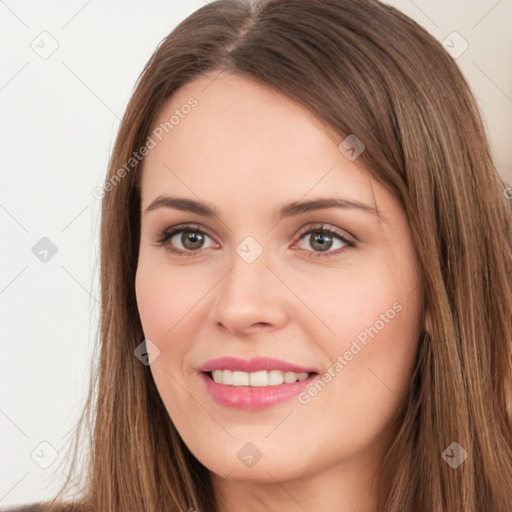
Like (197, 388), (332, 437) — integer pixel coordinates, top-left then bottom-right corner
(198, 356), (319, 409)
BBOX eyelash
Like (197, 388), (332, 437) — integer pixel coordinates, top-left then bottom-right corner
(153, 223), (356, 259)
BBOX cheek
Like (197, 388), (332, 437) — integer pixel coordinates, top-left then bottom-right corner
(134, 260), (212, 400)
(135, 263), (201, 421)
(316, 278), (420, 437)
(283, 257), (410, 351)
(289, 299), (421, 467)
(328, 304), (420, 400)
(291, 255), (421, 425)
(135, 259), (202, 342)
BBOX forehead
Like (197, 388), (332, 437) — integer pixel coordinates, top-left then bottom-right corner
(139, 73), (381, 216)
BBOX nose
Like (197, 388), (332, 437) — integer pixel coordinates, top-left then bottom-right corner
(208, 244), (289, 339)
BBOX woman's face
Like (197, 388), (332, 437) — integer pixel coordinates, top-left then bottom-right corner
(135, 73), (424, 489)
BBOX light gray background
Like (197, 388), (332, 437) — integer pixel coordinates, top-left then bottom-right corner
(1, 0), (511, 505)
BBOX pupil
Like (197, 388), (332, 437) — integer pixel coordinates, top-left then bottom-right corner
(312, 232), (332, 252)
(183, 231), (203, 249)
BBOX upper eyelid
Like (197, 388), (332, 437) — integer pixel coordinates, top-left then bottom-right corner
(296, 224), (354, 241)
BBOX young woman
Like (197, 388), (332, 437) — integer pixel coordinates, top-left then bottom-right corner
(7, 0), (512, 510)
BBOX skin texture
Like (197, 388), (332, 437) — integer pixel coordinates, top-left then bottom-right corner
(135, 73), (425, 512)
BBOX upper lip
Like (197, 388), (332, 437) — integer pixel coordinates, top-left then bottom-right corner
(198, 356), (318, 374)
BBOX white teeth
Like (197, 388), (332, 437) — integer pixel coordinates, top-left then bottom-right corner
(284, 371), (299, 383)
(222, 369), (232, 385)
(268, 370), (284, 385)
(211, 369), (310, 386)
(232, 371), (249, 386)
(249, 370), (268, 387)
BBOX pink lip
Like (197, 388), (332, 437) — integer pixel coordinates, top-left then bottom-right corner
(198, 356), (318, 374)
(197, 356), (319, 410)
(199, 372), (319, 410)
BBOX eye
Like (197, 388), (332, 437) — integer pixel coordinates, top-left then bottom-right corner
(153, 223), (217, 257)
(154, 222), (356, 259)
(293, 224), (355, 258)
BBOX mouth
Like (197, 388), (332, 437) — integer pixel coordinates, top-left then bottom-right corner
(197, 356), (320, 408)
(202, 369), (318, 387)
(199, 369), (320, 409)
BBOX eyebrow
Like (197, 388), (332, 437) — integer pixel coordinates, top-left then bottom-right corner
(144, 195), (384, 221)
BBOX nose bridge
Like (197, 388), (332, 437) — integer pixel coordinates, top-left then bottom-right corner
(209, 236), (287, 334)
(223, 238), (272, 304)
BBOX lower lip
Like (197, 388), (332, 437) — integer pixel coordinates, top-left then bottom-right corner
(199, 371), (318, 410)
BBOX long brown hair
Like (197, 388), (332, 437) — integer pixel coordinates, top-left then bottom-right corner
(40, 0), (512, 510)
